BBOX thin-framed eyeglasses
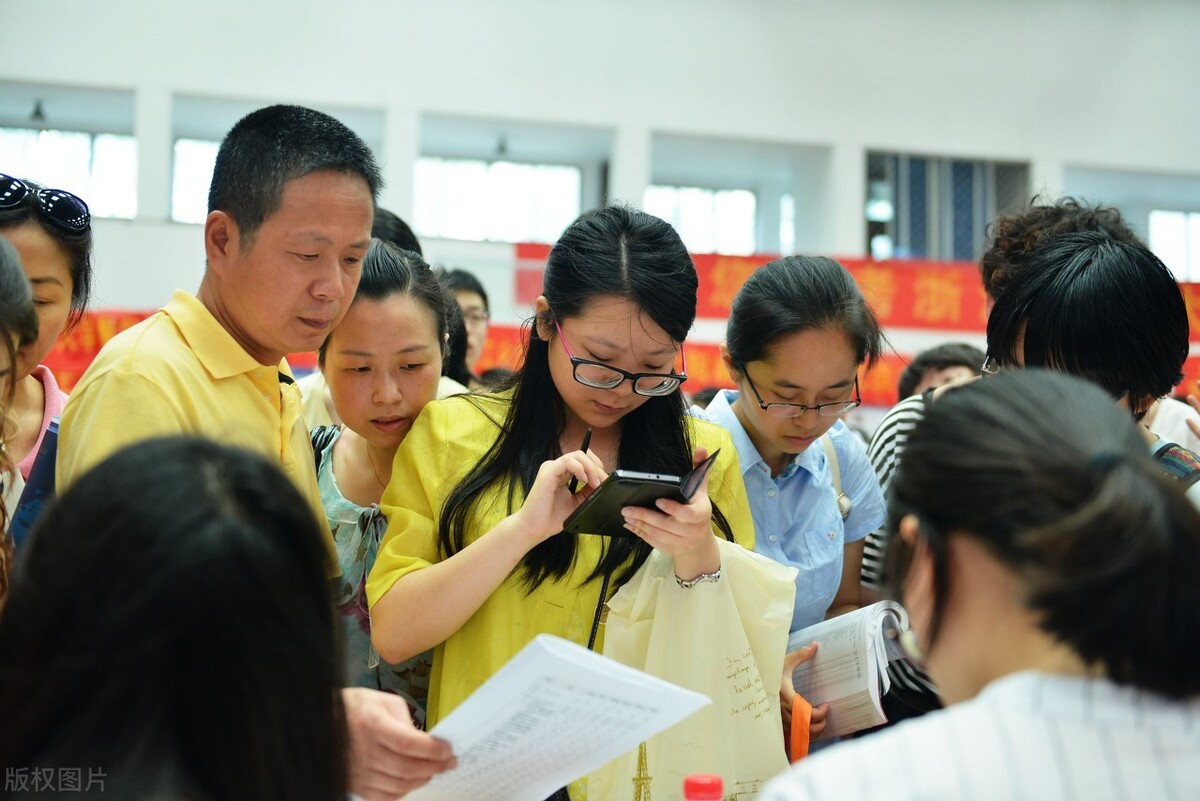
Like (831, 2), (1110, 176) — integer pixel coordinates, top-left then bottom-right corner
(462, 309), (490, 326)
(980, 355), (1003, 377)
(0, 173), (91, 234)
(741, 365), (861, 418)
(554, 320), (687, 397)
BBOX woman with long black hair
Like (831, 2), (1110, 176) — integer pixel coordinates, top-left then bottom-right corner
(367, 205), (757, 727)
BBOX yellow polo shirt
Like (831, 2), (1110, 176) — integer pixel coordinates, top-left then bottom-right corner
(366, 393), (755, 726)
(58, 290), (336, 568)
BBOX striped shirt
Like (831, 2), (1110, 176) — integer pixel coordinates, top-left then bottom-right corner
(861, 393), (928, 590)
(860, 394), (937, 698)
(761, 671), (1200, 801)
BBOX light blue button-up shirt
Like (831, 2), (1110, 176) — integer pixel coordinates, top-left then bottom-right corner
(692, 390), (886, 633)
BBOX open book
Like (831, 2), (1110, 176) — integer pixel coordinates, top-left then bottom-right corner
(788, 600), (912, 739)
(405, 634), (711, 801)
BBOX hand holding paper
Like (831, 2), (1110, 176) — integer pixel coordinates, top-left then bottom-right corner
(405, 634), (710, 801)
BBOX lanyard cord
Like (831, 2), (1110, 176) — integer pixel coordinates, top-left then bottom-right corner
(587, 571), (611, 651)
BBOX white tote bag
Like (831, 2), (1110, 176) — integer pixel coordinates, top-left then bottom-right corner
(588, 540), (797, 800)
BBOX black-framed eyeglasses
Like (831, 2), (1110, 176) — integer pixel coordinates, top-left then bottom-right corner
(741, 365), (861, 418)
(0, 173), (91, 234)
(554, 320), (687, 397)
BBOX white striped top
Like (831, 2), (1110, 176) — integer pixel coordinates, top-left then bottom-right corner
(860, 393), (936, 697)
(760, 671), (1200, 801)
(861, 393), (928, 590)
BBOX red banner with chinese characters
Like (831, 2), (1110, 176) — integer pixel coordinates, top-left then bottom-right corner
(518, 246), (993, 333)
(37, 241), (1200, 409)
(43, 310), (153, 392)
(691, 254), (992, 331)
(510, 243), (1200, 406)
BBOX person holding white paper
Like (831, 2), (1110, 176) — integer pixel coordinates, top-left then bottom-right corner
(54, 106), (454, 800)
(761, 370), (1200, 801)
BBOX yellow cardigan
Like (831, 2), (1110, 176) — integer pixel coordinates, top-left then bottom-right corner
(366, 393), (755, 726)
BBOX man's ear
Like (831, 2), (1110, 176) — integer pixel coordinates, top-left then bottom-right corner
(533, 296), (553, 342)
(719, 344), (740, 384)
(204, 210), (239, 275)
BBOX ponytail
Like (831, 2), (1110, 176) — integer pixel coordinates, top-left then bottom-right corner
(888, 369), (1200, 698)
(1019, 455), (1200, 698)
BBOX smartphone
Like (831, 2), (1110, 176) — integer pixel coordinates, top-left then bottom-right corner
(562, 449), (721, 537)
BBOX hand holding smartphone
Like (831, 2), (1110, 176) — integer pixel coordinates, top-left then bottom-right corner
(561, 449), (721, 537)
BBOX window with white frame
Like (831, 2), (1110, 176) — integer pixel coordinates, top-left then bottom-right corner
(866, 152), (1029, 261)
(414, 156), (582, 244)
(172, 138), (221, 224)
(1148, 210), (1200, 283)
(643, 185), (757, 256)
(1, 126), (137, 219)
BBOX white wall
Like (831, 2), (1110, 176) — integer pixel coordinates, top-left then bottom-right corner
(1063, 166), (1200, 239)
(4, 0), (1200, 313)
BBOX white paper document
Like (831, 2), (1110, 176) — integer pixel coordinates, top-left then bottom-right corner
(406, 634), (711, 801)
(787, 600), (911, 738)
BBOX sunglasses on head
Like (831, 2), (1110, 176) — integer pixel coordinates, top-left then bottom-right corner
(0, 173), (91, 234)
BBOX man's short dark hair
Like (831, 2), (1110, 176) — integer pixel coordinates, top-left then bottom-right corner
(442, 268), (489, 310)
(898, 342), (986, 399)
(208, 104), (382, 246)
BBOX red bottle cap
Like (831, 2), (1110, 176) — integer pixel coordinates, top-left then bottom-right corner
(683, 773), (723, 800)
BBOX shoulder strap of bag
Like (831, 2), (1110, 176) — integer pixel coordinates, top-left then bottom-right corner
(820, 433), (853, 519)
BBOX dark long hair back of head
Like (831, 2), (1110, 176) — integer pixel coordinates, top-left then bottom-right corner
(440, 205), (732, 588)
(886, 370), (1200, 699)
(0, 437), (347, 800)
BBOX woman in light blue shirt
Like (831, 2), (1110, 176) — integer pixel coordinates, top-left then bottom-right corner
(693, 255), (886, 633)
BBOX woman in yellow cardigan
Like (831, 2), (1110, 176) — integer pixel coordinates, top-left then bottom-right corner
(366, 206), (755, 728)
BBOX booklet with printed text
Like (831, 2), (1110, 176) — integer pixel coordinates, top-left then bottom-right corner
(788, 600), (913, 738)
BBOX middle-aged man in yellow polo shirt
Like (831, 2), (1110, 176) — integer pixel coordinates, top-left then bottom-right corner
(57, 105), (455, 799)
